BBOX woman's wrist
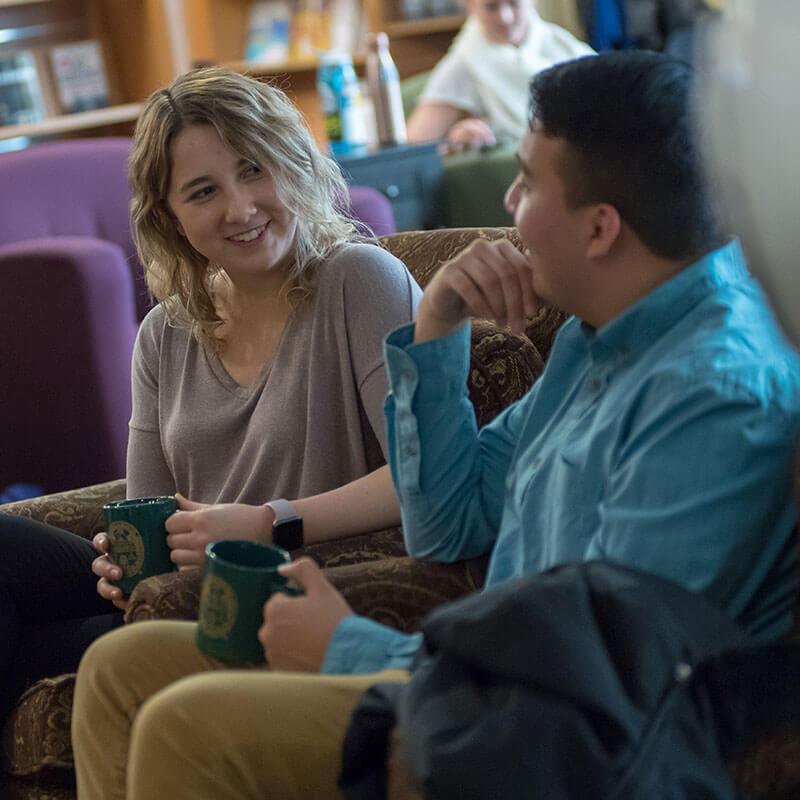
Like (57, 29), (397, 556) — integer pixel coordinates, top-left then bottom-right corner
(259, 504), (275, 545)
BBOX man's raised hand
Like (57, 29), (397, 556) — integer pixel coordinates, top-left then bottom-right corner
(415, 238), (539, 343)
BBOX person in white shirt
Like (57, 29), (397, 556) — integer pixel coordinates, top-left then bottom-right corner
(407, 0), (593, 153)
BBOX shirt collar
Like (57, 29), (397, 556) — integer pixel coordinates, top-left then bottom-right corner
(580, 240), (749, 364)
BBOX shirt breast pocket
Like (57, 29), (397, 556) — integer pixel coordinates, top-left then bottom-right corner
(548, 436), (607, 552)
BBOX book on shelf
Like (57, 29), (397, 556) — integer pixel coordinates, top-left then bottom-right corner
(245, 1), (292, 65)
(49, 40), (110, 114)
(290, 0), (330, 61)
(328, 0), (365, 56)
(399, 0), (460, 20)
(245, 0), (365, 67)
(0, 50), (48, 127)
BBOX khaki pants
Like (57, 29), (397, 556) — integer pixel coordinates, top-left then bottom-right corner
(72, 621), (409, 800)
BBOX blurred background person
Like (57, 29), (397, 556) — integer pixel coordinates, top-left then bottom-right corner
(407, 0), (593, 154)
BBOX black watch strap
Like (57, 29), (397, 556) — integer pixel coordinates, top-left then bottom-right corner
(265, 499), (304, 551)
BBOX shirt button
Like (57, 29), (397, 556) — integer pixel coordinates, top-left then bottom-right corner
(588, 378), (602, 393)
(402, 445), (417, 459)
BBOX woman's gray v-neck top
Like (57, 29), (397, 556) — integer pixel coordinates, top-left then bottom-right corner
(126, 242), (421, 504)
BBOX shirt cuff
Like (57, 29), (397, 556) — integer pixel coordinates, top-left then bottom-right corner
(384, 320), (471, 405)
(321, 615), (423, 675)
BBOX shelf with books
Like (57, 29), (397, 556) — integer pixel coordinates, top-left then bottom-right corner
(0, 0), (177, 141)
(0, 49), (50, 127)
(227, 52), (367, 77)
(384, 13), (464, 39)
(0, 100), (140, 139)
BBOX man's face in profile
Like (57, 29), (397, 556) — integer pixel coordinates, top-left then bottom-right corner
(504, 128), (591, 316)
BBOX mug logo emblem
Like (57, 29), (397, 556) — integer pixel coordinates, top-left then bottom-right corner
(108, 522), (145, 578)
(199, 576), (238, 639)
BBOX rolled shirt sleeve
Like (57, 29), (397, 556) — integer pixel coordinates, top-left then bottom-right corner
(321, 616), (423, 675)
(383, 321), (520, 562)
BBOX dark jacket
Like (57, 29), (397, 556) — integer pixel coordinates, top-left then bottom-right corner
(341, 562), (800, 799)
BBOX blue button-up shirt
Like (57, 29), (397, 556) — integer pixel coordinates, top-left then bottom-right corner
(322, 240), (800, 675)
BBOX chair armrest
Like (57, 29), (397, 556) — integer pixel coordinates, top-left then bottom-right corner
(126, 568), (204, 624)
(0, 237), (138, 492)
(326, 555), (488, 633)
(127, 549), (488, 632)
(125, 529), (411, 623)
(300, 527), (407, 568)
(0, 479), (126, 540)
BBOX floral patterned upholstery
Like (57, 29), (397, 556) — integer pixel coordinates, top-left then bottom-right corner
(0, 480), (125, 540)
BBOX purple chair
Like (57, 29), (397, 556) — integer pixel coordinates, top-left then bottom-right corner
(347, 185), (396, 237)
(0, 139), (140, 493)
(0, 138), (395, 494)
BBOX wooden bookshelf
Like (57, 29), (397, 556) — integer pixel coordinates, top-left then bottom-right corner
(0, 100), (140, 139)
(0, 0), (182, 140)
(0, 0), (461, 145)
(227, 53), (367, 77)
(384, 13), (464, 39)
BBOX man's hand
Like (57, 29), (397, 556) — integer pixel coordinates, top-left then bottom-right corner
(440, 117), (497, 155)
(165, 494), (274, 569)
(258, 558), (354, 672)
(415, 238), (539, 343)
(91, 532), (129, 611)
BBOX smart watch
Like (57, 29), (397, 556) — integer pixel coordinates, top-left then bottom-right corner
(264, 498), (304, 551)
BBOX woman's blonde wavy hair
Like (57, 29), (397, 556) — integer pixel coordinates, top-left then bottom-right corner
(129, 67), (359, 350)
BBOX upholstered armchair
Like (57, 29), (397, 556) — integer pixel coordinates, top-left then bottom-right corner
(0, 138), (395, 496)
(0, 226), (562, 800)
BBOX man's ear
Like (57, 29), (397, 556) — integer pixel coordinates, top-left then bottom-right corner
(585, 203), (621, 259)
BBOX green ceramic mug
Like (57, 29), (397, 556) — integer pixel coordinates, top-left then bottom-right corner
(196, 540), (302, 664)
(102, 496), (178, 596)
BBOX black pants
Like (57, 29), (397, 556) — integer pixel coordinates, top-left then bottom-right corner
(0, 513), (123, 722)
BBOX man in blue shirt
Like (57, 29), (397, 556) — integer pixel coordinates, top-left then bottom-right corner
(73, 52), (800, 800)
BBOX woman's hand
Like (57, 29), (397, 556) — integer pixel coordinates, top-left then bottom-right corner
(164, 494), (274, 569)
(415, 237), (539, 343)
(440, 117), (496, 155)
(92, 533), (129, 611)
(258, 558), (354, 672)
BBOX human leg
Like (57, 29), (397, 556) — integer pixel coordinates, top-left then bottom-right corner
(0, 513), (122, 720)
(127, 668), (410, 800)
(72, 620), (232, 800)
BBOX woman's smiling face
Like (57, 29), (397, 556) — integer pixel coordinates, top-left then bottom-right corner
(166, 124), (298, 282)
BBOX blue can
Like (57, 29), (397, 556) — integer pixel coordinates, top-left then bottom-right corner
(317, 52), (368, 157)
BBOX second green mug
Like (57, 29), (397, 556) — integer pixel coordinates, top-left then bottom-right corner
(196, 540), (301, 664)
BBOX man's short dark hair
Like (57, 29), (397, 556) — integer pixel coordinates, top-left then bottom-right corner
(529, 51), (722, 261)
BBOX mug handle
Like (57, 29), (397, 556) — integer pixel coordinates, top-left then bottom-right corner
(282, 580), (304, 597)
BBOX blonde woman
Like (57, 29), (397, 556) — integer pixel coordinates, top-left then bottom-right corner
(0, 67), (419, 721)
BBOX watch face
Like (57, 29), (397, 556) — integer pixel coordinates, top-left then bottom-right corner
(273, 518), (304, 551)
